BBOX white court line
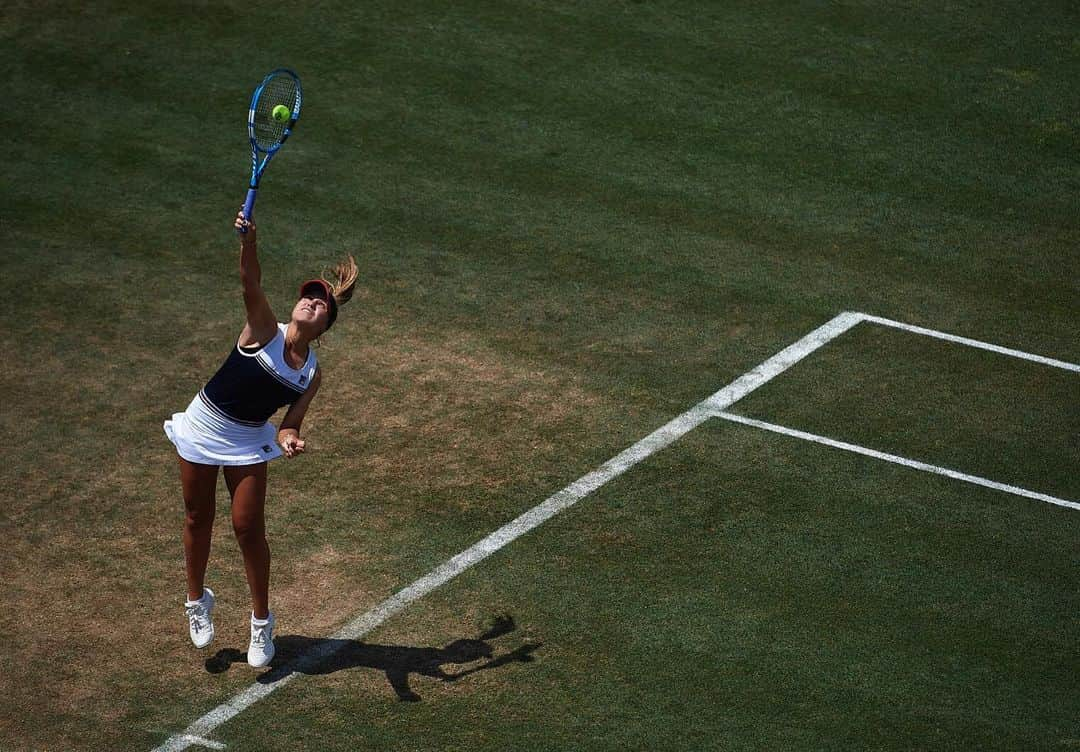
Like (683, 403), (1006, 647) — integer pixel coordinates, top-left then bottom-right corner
(151, 313), (861, 750)
(175, 738), (224, 751)
(714, 412), (1080, 512)
(703, 311), (864, 412)
(860, 313), (1080, 372)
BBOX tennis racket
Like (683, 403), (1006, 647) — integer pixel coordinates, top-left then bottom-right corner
(239, 68), (302, 233)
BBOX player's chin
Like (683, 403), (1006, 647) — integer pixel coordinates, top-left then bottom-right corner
(294, 316), (323, 336)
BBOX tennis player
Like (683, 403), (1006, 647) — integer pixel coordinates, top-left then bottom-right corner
(164, 210), (357, 667)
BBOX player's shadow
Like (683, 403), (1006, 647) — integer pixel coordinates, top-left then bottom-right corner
(205, 614), (542, 701)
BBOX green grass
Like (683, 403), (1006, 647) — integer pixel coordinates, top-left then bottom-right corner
(1, 0), (1077, 749)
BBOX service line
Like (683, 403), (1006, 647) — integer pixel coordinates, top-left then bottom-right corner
(860, 313), (1080, 373)
(714, 411), (1079, 512)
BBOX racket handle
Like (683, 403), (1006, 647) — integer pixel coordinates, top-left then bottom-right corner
(239, 188), (258, 234)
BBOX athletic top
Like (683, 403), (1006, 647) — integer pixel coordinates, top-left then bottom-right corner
(199, 323), (318, 426)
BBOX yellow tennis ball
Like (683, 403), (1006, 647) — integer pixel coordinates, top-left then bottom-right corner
(272, 105), (290, 122)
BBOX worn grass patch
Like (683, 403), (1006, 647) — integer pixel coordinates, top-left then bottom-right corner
(0, 309), (625, 749)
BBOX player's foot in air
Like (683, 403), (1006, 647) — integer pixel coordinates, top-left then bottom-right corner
(185, 587), (215, 648)
(248, 611), (275, 667)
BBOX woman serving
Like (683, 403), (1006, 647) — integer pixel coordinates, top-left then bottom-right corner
(164, 210), (357, 667)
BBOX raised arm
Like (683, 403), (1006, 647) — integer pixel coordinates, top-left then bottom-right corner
(233, 211), (278, 347)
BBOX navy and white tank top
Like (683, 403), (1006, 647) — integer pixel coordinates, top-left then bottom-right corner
(200, 323), (318, 426)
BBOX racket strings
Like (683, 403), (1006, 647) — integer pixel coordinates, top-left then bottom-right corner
(253, 74), (299, 151)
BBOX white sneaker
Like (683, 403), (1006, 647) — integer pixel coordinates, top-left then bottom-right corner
(184, 588), (215, 648)
(248, 611), (275, 667)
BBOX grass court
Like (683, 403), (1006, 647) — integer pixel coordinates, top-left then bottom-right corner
(1, 1), (1077, 750)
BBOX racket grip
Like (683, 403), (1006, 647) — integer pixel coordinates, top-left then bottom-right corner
(239, 188), (258, 234)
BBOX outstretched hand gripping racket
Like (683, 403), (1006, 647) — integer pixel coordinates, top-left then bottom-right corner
(239, 68), (302, 233)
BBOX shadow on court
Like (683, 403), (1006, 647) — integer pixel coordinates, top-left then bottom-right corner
(205, 614), (542, 701)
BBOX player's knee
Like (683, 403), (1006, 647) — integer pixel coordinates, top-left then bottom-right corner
(232, 517), (266, 549)
(184, 506), (214, 532)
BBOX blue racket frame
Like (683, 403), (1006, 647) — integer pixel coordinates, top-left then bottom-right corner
(240, 68), (302, 230)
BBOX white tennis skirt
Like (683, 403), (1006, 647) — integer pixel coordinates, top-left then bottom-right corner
(164, 392), (283, 466)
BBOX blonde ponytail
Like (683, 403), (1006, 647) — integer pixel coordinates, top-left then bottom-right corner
(324, 254), (359, 307)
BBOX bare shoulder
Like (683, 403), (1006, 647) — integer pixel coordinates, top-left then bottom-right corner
(237, 321), (280, 349)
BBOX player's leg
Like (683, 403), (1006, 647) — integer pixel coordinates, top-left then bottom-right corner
(180, 457), (220, 647)
(225, 462), (275, 667)
(180, 457), (219, 601)
(224, 462), (270, 619)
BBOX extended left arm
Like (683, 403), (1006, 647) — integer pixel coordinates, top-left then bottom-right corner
(278, 367), (322, 458)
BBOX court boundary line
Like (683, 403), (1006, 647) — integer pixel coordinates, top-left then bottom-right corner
(860, 313), (1080, 373)
(174, 737), (224, 751)
(714, 412), (1079, 511)
(152, 310), (1077, 749)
